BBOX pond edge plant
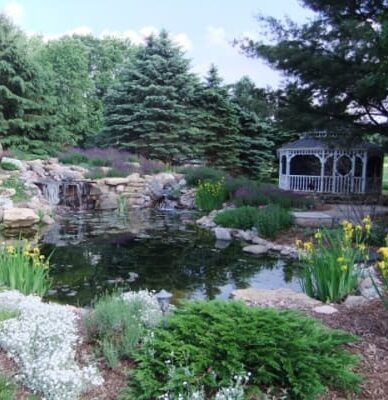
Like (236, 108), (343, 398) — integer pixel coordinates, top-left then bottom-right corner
(297, 217), (371, 303)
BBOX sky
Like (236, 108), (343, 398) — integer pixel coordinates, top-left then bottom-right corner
(0, 0), (314, 88)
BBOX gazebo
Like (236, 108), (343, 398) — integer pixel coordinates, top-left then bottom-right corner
(277, 132), (384, 194)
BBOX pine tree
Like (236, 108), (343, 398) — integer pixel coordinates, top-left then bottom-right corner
(0, 15), (63, 155)
(103, 30), (197, 163)
(237, 109), (276, 179)
(193, 65), (241, 171)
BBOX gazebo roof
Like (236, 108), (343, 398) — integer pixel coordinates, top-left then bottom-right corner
(279, 135), (382, 153)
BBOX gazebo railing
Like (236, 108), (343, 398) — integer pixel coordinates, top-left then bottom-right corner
(280, 175), (365, 193)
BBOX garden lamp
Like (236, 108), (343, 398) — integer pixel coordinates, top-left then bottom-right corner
(156, 289), (173, 315)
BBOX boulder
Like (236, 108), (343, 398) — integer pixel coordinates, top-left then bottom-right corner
(178, 189), (195, 209)
(3, 208), (39, 228)
(293, 211), (333, 228)
(1, 157), (24, 170)
(127, 173), (144, 183)
(0, 197), (14, 209)
(104, 177), (129, 186)
(95, 193), (119, 210)
(243, 244), (268, 255)
(232, 288), (322, 310)
(234, 230), (254, 242)
(28, 160), (46, 177)
(312, 305), (338, 315)
(0, 188), (16, 198)
(214, 227), (232, 241)
(251, 236), (272, 246)
(196, 215), (216, 228)
(42, 214), (55, 225)
(148, 180), (164, 200)
(343, 295), (367, 307)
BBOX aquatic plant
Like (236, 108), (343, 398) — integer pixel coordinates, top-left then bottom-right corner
(0, 242), (51, 296)
(371, 236), (388, 309)
(297, 218), (371, 303)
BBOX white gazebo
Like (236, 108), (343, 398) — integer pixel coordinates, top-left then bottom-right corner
(278, 133), (384, 194)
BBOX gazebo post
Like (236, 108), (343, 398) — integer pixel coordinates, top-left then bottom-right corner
(361, 151), (367, 194)
(319, 151), (324, 192)
(286, 153), (291, 190)
(332, 151), (337, 193)
(350, 154), (355, 193)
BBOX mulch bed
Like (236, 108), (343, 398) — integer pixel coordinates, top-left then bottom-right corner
(315, 300), (388, 400)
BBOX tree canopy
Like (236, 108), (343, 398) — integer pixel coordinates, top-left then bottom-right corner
(103, 30), (199, 163)
(0, 15), (63, 155)
(239, 0), (388, 140)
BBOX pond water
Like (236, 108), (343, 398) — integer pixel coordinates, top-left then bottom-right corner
(39, 209), (301, 306)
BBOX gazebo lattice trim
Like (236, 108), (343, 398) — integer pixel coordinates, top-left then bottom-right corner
(278, 147), (371, 194)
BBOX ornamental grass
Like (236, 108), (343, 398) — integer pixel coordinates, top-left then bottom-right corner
(372, 237), (388, 309)
(0, 241), (51, 296)
(297, 217), (372, 303)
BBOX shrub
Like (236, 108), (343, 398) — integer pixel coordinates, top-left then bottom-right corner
(214, 206), (260, 230)
(215, 205), (293, 238)
(59, 151), (88, 165)
(106, 164), (131, 178)
(84, 291), (162, 368)
(126, 300), (360, 400)
(367, 222), (388, 246)
(195, 180), (227, 212)
(254, 204), (293, 239)
(139, 156), (165, 175)
(0, 242), (51, 296)
(0, 376), (15, 400)
(0, 161), (19, 171)
(85, 168), (106, 180)
(232, 186), (268, 207)
(185, 167), (226, 187)
(229, 182), (313, 210)
(297, 218), (371, 303)
(2, 176), (29, 202)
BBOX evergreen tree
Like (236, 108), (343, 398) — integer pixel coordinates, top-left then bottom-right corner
(239, 0), (388, 139)
(103, 30), (197, 162)
(0, 15), (63, 154)
(193, 65), (241, 171)
(237, 109), (277, 179)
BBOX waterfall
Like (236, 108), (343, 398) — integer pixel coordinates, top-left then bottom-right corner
(41, 181), (60, 206)
(39, 180), (94, 209)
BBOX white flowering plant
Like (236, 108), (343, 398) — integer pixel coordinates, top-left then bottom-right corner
(0, 290), (103, 400)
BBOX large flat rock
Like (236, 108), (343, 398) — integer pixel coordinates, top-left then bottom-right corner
(3, 208), (39, 228)
(293, 211), (333, 227)
(232, 288), (322, 310)
(243, 244), (268, 255)
(104, 177), (130, 186)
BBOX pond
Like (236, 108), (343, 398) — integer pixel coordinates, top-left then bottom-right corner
(39, 209), (301, 306)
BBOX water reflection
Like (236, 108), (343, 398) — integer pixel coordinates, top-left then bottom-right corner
(40, 210), (301, 306)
